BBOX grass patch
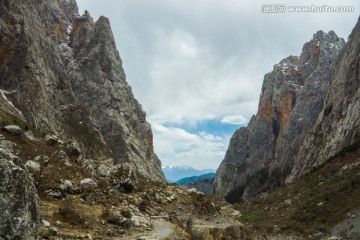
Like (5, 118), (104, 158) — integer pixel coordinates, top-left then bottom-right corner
(0, 113), (44, 138)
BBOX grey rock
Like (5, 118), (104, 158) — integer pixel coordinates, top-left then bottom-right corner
(107, 210), (133, 228)
(65, 141), (81, 157)
(44, 189), (63, 199)
(25, 160), (41, 173)
(0, 141), (40, 239)
(25, 131), (39, 141)
(59, 180), (73, 192)
(49, 226), (59, 235)
(97, 164), (111, 177)
(3, 125), (22, 135)
(80, 178), (98, 192)
(215, 30), (346, 202)
(42, 220), (51, 228)
(45, 135), (59, 146)
(0, 140), (16, 153)
(56, 150), (68, 161)
(69, 184), (80, 194)
(0, 0), (164, 182)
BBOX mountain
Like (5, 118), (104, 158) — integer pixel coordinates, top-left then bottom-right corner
(163, 166), (216, 182)
(176, 173), (215, 195)
(0, 1), (248, 239)
(215, 18), (360, 203)
(0, 0), (163, 181)
(0, 0), (166, 238)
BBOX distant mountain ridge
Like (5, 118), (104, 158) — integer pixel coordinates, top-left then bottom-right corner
(176, 173), (215, 195)
(162, 166), (216, 182)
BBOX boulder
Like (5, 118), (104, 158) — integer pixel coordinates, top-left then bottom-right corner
(56, 150), (68, 161)
(25, 160), (41, 173)
(59, 180), (73, 192)
(80, 178), (98, 192)
(97, 164), (111, 177)
(3, 125), (23, 135)
(45, 135), (58, 146)
(65, 142), (81, 157)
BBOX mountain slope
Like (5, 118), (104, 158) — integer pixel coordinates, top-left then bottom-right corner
(215, 29), (345, 202)
(176, 173), (215, 195)
(215, 17), (360, 203)
(0, 0), (163, 181)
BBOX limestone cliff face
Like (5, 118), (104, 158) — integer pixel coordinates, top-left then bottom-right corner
(215, 30), (346, 202)
(0, 0), (164, 180)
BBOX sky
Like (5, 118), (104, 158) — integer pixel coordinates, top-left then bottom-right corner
(76, 0), (359, 170)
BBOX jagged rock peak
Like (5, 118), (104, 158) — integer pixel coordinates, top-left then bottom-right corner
(215, 29), (346, 203)
(0, 0), (165, 181)
(349, 16), (360, 40)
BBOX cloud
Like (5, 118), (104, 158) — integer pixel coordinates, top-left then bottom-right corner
(76, 0), (360, 169)
(221, 115), (247, 125)
(152, 124), (229, 169)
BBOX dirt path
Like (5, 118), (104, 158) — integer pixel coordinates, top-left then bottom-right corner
(118, 218), (175, 240)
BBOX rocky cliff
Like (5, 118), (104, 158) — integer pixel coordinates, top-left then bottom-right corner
(215, 28), (350, 202)
(0, 0), (164, 237)
(0, 0), (163, 180)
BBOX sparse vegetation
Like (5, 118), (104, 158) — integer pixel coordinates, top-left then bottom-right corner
(57, 199), (85, 225)
(236, 143), (360, 237)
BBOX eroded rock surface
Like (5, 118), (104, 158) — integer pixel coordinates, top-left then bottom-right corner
(0, 0), (164, 181)
(0, 139), (40, 239)
(215, 30), (346, 202)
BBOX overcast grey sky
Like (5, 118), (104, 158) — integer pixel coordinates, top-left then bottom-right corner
(77, 0), (359, 169)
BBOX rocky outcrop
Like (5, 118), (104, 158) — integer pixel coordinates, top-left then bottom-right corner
(288, 17), (360, 181)
(215, 30), (346, 202)
(0, 137), (40, 239)
(0, 0), (164, 180)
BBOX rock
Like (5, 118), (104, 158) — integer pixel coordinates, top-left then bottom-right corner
(284, 199), (292, 205)
(59, 180), (73, 192)
(45, 135), (58, 146)
(42, 220), (51, 228)
(55, 221), (62, 226)
(273, 225), (281, 233)
(0, 140), (16, 153)
(80, 178), (98, 192)
(44, 189), (63, 199)
(131, 217), (140, 227)
(313, 231), (323, 239)
(25, 160), (41, 173)
(65, 142), (81, 157)
(56, 150), (68, 160)
(84, 193), (97, 203)
(97, 164), (111, 177)
(107, 210), (133, 228)
(0, 144), (39, 239)
(69, 184), (80, 194)
(0, 0), (165, 183)
(49, 226), (58, 235)
(215, 29), (347, 202)
(25, 131), (38, 141)
(3, 125), (23, 135)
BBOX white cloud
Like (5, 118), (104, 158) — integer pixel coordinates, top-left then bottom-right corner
(152, 124), (229, 169)
(221, 114), (247, 125)
(76, 0), (360, 169)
